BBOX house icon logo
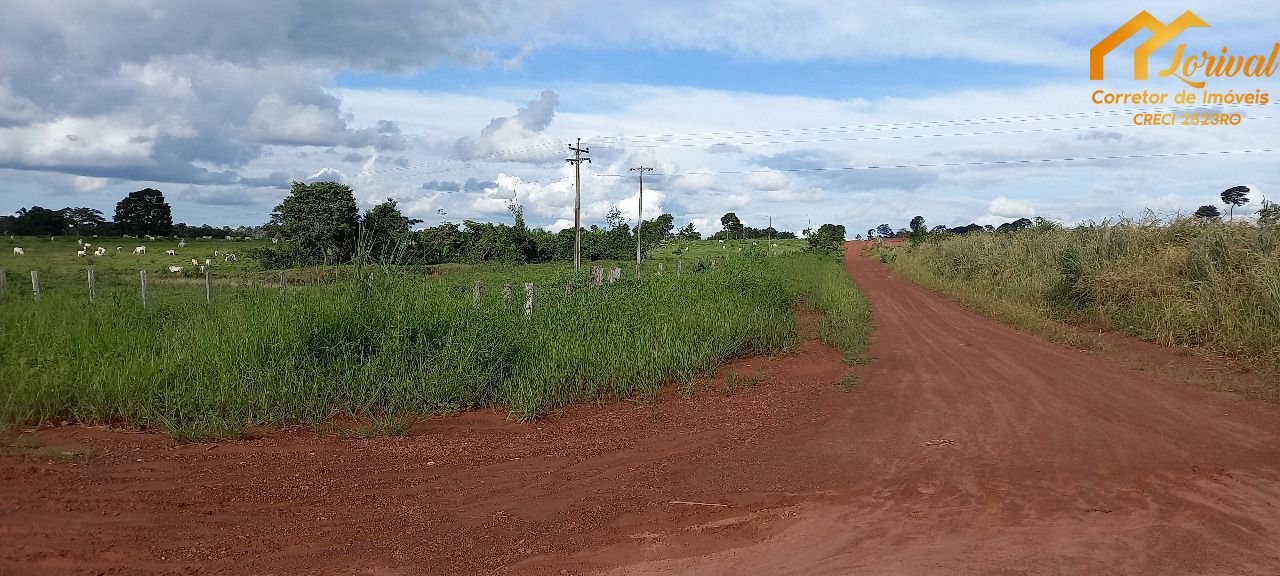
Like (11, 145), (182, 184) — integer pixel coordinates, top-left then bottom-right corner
(1090, 10), (1208, 81)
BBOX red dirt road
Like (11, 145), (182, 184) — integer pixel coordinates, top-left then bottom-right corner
(4, 242), (1280, 575)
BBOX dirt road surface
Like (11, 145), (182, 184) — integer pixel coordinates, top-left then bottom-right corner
(3, 242), (1279, 575)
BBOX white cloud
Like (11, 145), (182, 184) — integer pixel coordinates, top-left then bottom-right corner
(987, 196), (1036, 219)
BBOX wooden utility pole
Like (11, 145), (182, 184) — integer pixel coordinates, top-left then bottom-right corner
(630, 166), (653, 272)
(566, 138), (590, 271)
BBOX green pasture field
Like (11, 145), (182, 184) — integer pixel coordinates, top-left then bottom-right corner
(0, 239), (870, 441)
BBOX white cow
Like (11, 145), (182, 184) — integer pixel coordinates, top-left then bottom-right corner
(272, 238), (279, 244)
(76, 250), (86, 257)
(94, 247), (107, 256)
(204, 258), (211, 266)
(84, 242), (92, 248)
(165, 249), (176, 256)
(12, 247), (24, 256)
(116, 246), (122, 253)
(178, 240), (187, 248)
(214, 250), (220, 256)
(224, 253), (238, 262)
(134, 246), (147, 255)
(190, 258), (199, 266)
(77, 238), (84, 247)
(167, 266), (184, 273)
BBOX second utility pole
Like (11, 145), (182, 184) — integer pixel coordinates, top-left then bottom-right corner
(567, 138), (590, 271)
(630, 165), (653, 274)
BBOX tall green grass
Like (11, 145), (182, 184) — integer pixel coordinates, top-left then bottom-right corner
(1, 251), (870, 439)
(882, 217), (1280, 381)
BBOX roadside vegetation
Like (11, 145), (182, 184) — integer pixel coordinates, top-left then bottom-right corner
(0, 247), (870, 440)
(874, 214), (1280, 385)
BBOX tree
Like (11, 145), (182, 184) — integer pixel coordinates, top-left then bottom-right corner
(720, 212), (744, 238)
(10, 206), (68, 236)
(63, 207), (107, 236)
(876, 223), (894, 238)
(1221, 185), (1250, 220)
(996, 218), (1033, 233)
(1194, 205), (1222, 221)
(806, 223), (846, 253)
(265, 181), (361, 265)
(637, 213), (675, 256)
(114, 188), (173, 236)
(361, 199), (421, 262)
(908, 215), (928, 245)
(676, 222), (701, 240)
(867, 228), (875, 239)
(930, 225), (948, 234)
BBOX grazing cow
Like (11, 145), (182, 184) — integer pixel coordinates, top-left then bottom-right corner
(204, 258), (211, 266)
(272, 238), (279, 244)
(76, 250), (86, 257)
(77, 238), (84, 247)
(224, 253), (238, 262)
(116, 246), (122, 253)
(191, 258), (199, 266)
(95, 247), (107, 256)
(167, 266), (184, 273)
(718, 239), (725, 243)
(134, 246), (147, 255)
(165, 249), (176, 256)
(12, 247), (24, 256)
(84, 243), (92, 248)
(178, 240), (187, 248)
(214, 250), (220, 256)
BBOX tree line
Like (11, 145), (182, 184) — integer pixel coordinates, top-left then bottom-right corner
(2, 188), (266, 238)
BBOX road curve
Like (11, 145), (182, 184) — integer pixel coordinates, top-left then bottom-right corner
(598, 241), (1280, 575)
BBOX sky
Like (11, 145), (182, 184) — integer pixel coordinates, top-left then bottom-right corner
(1, 0), (1277, 236)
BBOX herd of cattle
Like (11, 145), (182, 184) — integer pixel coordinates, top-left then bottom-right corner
(10, 238), (243, 274)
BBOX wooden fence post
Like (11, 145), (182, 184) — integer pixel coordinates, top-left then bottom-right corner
(677, 260), (683, 276)
(0, 269), (7, 293)
(609, 267), (621, 283)
(657, 262), (664, 275)
(524, 283), (535, 317)
(472, 281), (482, 304)
(205, 270), (214, 304)
(591, 265), (603, 287)
(279, 271), (286, 290)
(30, 270), (40, 302)
(503, 284), (513, 307)
(87, 269), (96, 303)
(564, 280), (574, 298)
(139, 270), (148, 308)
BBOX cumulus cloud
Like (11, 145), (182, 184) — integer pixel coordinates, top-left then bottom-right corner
(455, 90), (562, 161)
(0, 1), (538, 191)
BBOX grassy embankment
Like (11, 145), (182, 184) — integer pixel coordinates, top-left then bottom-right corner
(1, 241), (869, 440)
(874, 219), (1280, 392)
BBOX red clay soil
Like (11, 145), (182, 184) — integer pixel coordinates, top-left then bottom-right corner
(4, 242), (1280, 575)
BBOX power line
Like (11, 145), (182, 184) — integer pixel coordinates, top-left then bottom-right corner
(588, 101), (1280, 144)
(589, 115), (1280, 150)
(594, 148), (1279, 178)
